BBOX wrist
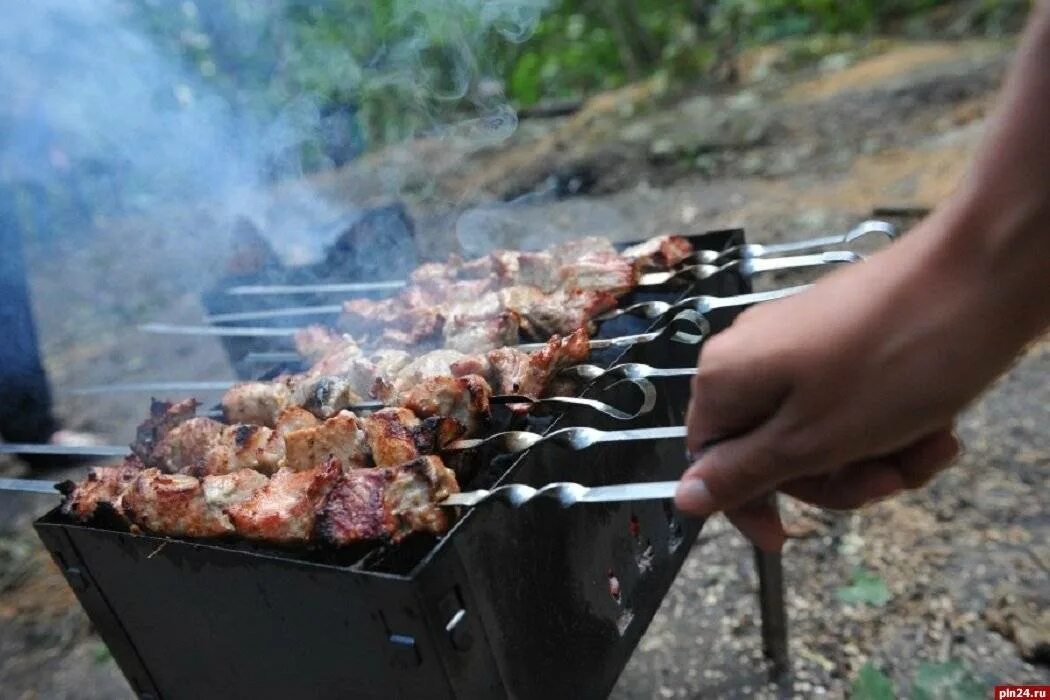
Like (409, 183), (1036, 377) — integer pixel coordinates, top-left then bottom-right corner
(908, 197), (1050, 356)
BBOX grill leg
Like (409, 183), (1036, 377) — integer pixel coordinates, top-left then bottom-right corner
(754, 544), (789, 677)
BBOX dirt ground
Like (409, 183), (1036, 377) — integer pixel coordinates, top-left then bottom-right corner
(1, 36), (1047, 698)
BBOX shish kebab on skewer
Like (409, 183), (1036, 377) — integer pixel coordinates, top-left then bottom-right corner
(24, 232), (871, 548)
(28, 316), (703, 548)
(78, 286), (797, 423)
(220, 220), (895, 298)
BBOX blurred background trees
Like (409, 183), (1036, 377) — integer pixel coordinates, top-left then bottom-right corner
(130, 0), (1028, 172)
(1, 0), (1030, 240)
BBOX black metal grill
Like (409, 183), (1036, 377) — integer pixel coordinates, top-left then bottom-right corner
(35, 228), (752, 699)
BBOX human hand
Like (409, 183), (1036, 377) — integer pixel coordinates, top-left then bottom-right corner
(674, 212), (1030, 551)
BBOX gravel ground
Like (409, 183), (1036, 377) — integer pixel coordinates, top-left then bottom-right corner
(1, 37), (1047, 698)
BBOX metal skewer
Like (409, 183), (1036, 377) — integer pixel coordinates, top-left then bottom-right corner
(442, 480), (679, 507)
(138, 309), (711, 348)
(0, 475), (681, 507)
(226, 280), (407, 296)
(207, 305), (344, 324)
(636, 250), (861, 287)
(0, 478), (61, 495)
(516, 309), (709, 352)
(445, 424), (685, 453)
(593, 285), (809, 323)
(63, 380), (659, 421)
(0, 443), (129, 457)
(680, 220), (895, 266)
(243, 351), (303, 365)
(219, 223), (893, 299)
(561, 362), (696, 382)
(65, 381), (235, 396)
(207, 251), (852, 323)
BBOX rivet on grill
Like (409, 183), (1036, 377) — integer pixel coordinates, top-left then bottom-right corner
(445, 608), (473, 651)
(388, 633), (421, 668)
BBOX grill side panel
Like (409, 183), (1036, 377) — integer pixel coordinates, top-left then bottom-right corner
(34, 520), (453, 700)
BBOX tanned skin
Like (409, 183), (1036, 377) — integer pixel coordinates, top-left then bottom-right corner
(676, 3), (1050, 551)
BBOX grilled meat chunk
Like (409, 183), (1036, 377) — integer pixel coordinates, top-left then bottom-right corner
(314, 468), (394, 543)
(397, 375), (491, 435)
(363, 407), (452, 467)
(547, 236), (619, 265)
(150, 418), (285, 477)
(131, 398), (199, 464)
(282, 410), (371, 472)
(294, 325), (350, 363)
(222, 380), (292, 426)
(123, 468), (268, 538)
(60, 454), (459, 546)
(150, 416), (224, 472)
(486, 329), (590, 397)
(317, 456), (459, 545)
(621, 234), (693, 269)
(379, 349), (476, 401)
(59, 461), (142, 522)
(341, 298), (443, 347)
(500, 286), (617, 337)
(442, 293), (521, 353)
(558, 254), (637, 296)
(227, 459), (343, 544)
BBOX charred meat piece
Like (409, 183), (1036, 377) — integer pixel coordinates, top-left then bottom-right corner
(386, 455), (459, 539)
(149, 417), (224, 472)
(397, 375), (491, 436)
(341, 298), (443, 346)
(621, 234), (693, 269)
(403, 278), (495, 308)
(227, 459), (343, 544)
(317, 456), (459, 545)
(131, 398), (199, 464)
(123, 468), (268, 538)
(548, 236), (619, 265)
(273, 406), (321, 435)
(222, 380), (292, 426)
(294, 325), (350, 363)
(499, 286), (617, 337)
(366, 407), (465, 466)
(378, 349), (477, 402)
(363, 407), (433, 467)
(290, 372), (368, 422)
(282, 410), (371, 472)
(486, 329), (590, 397)
(442, 293), (521, 353)
(150, 418), (284, 477)
(59, 460), (142, 522)
(558, 253), (637, 296)
(203, 424), (285, 476)
(314, 468), (394, 544)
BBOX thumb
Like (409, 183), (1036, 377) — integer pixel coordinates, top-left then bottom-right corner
(676, 420), (799, 517)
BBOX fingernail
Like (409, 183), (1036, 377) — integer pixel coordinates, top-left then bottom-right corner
(675, 477), (716, 515)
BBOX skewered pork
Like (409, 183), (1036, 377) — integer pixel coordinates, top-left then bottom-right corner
(621, 234), (693, 269)
(317, 455), (458, 545)
(134, 399), (463, 477)
(223, 327), (587, 430)
(60, 453), (460, 546)
(226, 459), (344, 543)
(123, 468), (270, 538)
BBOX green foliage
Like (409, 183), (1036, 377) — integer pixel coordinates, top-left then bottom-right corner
(850, 659), (984, 700)
(836, 567), (891, 607)
(123, 0), (1029, 169)
(851, 662), (895, 700)
(911, 660), (984, 700)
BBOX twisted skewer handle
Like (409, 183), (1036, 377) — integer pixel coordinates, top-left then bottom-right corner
(443, 480), (679, 507)
(444, 425), (686, 453)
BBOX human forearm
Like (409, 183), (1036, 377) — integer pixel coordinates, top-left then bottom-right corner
(938, 0), (1050, 343)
